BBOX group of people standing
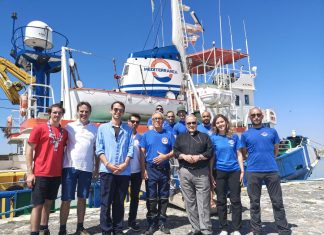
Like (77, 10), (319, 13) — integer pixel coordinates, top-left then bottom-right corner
(26, 101), (291, 235)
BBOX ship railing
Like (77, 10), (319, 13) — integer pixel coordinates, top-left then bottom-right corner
(192, 66), (254, 86)
(24, 83), (55, 120)
(278, 140), (293, 155)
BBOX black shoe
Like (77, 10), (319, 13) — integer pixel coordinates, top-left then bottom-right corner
(114, 232), (125, 235)
(253, 231), (261, 235)
(39, 229), (50, 235)
(159, 224), (171, 234)
(58, 231), (67, 235)
(128, 221), (141, 232)
(187, 231), (202, 235)
(145, 225), (159, 235)
(102, 232), (112, 235)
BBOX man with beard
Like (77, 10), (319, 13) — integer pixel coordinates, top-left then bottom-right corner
(241, 107), (291, 235)
(197, 111), (213, 136)
(96, 101), (133, 235)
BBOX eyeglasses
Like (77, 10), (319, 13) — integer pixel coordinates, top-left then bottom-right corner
(153, 117), (163, 121)
(113, 108), (124, 113)
(52, 111), (63, 115)
(130, 120), (139, 124)
(250, 113), (262, 118)
(186, 122), (197, 125)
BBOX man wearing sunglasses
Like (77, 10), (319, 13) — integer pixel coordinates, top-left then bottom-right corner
(126, 113), (144, 232)
(147, 105), (168, 130)
(140, 111), (175, 235)
(96, 101), (134, 235)
(173, 114), (214, 235)
(241, 107), (291, 235)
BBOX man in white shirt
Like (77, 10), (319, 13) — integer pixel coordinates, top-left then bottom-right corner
(59, 102), (98, 235)
(127, 113), (145, 232)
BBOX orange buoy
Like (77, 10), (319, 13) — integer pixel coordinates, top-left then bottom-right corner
(19, 94), (28, 116)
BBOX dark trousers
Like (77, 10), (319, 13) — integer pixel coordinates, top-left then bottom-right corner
(145, 164), (170, 225)
(213, 170), (242, 231)
(100, 173), (130, 233)
(247, 172), (291, 234)
(128, 172), (142, 223)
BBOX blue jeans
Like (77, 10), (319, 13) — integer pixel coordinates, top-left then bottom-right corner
(100, 173), (130, 233)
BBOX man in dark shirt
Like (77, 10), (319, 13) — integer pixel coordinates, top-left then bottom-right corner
(173, 114), (213, 235)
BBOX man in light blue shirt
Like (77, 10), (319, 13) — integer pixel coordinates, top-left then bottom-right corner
(96, 101), (133, 235)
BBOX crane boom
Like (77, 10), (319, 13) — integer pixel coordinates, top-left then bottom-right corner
(0, 57), (35, 104)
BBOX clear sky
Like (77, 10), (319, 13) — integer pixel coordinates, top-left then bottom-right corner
(0, 0), (323, 154)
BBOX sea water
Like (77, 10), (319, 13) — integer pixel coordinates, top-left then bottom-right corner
(308, 158), (324, 179)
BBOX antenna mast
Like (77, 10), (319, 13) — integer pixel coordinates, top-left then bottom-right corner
(243, 20), (251, 74)
(218, 0), (225, 75)
(228, 16), (235, 71)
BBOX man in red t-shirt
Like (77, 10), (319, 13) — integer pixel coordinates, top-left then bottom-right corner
(26, 103), (68, 235)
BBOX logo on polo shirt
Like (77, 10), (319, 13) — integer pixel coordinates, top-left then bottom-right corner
(161, 137), (169, 144)
(228, 139), (235, 146)
(261, 132), (268, 137)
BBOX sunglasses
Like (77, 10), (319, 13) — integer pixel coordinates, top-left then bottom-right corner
(250, 113), (262, 118)
(52, 111), (63, 115)
(186, 122), (197, 125)
(113, 108), (124, 113)
(156, 108), (163, 111)
(130, 120), (139, 124)
(202, 116), (210, 118)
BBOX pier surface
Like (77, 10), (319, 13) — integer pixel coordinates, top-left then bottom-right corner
(0, 179), (323, 235)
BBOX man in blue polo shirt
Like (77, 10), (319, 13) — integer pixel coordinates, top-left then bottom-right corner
(147, 105), (168, 130)
(197, 111), (213, 136)
(173, 105), (187, 136)
(241, 107), (291, 235)
(164, 111), (176, 133)
(140, 111), (175, 235)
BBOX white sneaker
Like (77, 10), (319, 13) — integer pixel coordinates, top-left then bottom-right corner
(219, 231), (228, 235)
(232, 231), (241, 235)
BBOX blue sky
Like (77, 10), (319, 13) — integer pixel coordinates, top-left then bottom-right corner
(0, 0), (323, 154)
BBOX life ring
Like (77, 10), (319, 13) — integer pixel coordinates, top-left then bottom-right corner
(19, 94), (28, 116)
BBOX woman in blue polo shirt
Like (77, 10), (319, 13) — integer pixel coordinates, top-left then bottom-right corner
(210, 114), (244, 235)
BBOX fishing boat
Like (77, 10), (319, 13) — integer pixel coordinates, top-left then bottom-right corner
(276, 130), (320, 180)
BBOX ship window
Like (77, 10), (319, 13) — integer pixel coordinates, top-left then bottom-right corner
(244, 95), (250, 105)
(123, 65), (129, 76)
(235, 95), (240, 106)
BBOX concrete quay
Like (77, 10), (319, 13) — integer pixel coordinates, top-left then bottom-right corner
(0, 179), (323, 235)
